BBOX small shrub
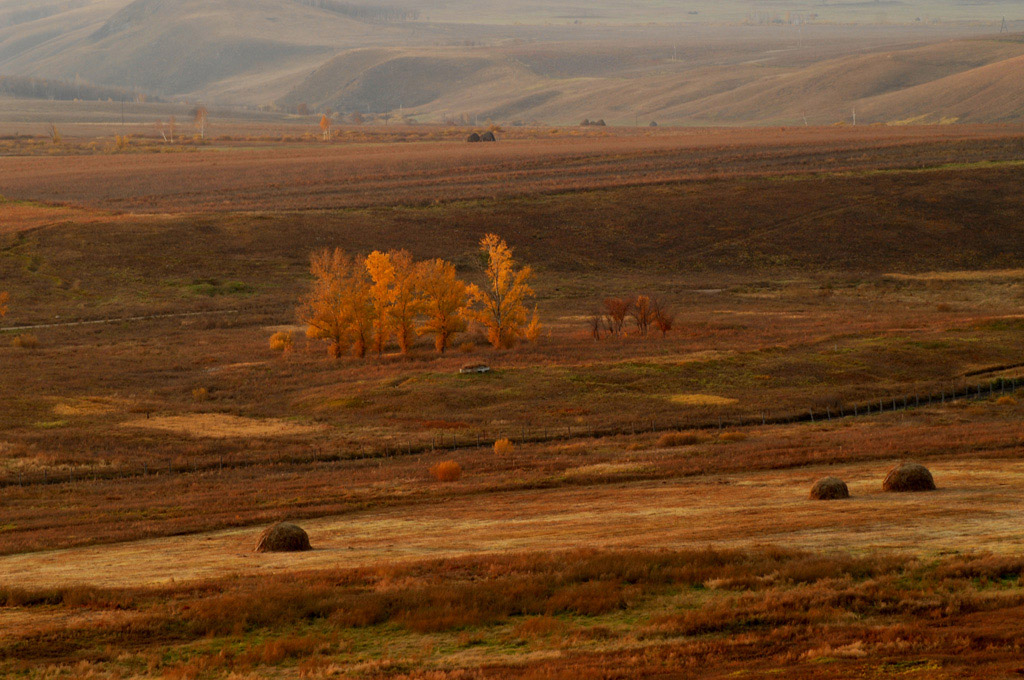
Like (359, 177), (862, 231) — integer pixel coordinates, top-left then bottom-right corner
(493, 438), (514, 456)
(995, 396), (1017, 406)
(192, 387), (210, 402)
(657, 431), (705, 448)
(11, 334), (39, 349)
(430, 460), (462, 482)
(269, 331), (295, 353)
(458, 341), (476, 354)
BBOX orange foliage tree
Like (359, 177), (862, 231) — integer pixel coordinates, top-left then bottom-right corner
(0, 291), (8, 319)
(365, 250), (397, 356)
(299, 248), (373, 358)
(469, 234), (538, 348)
(417, 258), (469, 353)
(365, 249), (423, 355)
(388, 250), (422, 354)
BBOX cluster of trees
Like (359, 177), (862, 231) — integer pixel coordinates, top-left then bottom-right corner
(0, 75), (142, 103)
(589, 295), (674, 340)
(299, 234), (539, 358)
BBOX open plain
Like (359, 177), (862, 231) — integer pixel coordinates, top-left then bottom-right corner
(1, 123), (1024, 678)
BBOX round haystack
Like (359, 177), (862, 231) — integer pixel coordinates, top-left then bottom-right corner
(467, 132), (482, 143)
(809, 477), (850, 500)
(480, 130), (496, 142)
(882, 462), (936, 492)
(255, 522), (312, 553)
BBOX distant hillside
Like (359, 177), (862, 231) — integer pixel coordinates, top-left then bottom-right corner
(277, 36), (1024, 125)
(0, 0), (417, 103)
(0, 0), (1022, 125)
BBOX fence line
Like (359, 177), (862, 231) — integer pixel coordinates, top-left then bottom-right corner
(2, 374), (1021, 490)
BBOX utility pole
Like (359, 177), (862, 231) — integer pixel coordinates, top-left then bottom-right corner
(1000, 17), (1009, 33)
(852, 108), (856, 126)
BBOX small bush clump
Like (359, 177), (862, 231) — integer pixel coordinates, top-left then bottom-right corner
(269, 331), (295, 353)
(430, 460), (462, 482)
(11, 334), (39, 349)
(494, 438), (514, 456)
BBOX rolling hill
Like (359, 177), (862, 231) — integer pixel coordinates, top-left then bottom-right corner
(0, 0), (1022, 125)
(276, 35), (1024, 126)
(0, 0), (422, 103)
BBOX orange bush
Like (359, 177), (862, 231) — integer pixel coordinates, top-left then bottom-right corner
(430, 460), (462, 482)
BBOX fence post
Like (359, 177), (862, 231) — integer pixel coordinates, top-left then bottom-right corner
(809, 409), (814, 423)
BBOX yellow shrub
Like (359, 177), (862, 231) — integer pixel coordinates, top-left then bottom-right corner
(269, 331), (295, 353)
(493, 438), (514, 456)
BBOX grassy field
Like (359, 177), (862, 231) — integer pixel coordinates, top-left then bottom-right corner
(1, 126), (1023, 678)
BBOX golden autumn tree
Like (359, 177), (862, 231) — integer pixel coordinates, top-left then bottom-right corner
(0, 291), (8, 319)
(417, 259), (469, 353)
(365, 250), (397, 356)
(319, 114), (332, 141)
(388, 250), (422, 354)
(469, 234), (537, 348)
(299, 248), (373, 358)
(365, 249), (423, 355)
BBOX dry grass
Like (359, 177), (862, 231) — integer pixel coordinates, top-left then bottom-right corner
(656, 431), (707, 447)
(668, 394), (739, 407)
(2, 547), (1024, 678)
(120, 413), (326, 439)
(885, 268), (1024, 282)
(4, 455), (1023, 591)
(0, 127), (1021, 214)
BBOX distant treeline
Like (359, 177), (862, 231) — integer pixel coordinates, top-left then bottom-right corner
(0, 76), (150, 103)
(294, 0), (419, 22)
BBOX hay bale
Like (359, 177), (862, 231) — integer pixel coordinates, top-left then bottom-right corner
(480, 130), (496, 142)
(882, 462), (936, 492)
(809, 476), (850, 500)
(256, 522), (312, 553)
(466, 132), (482, 143)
